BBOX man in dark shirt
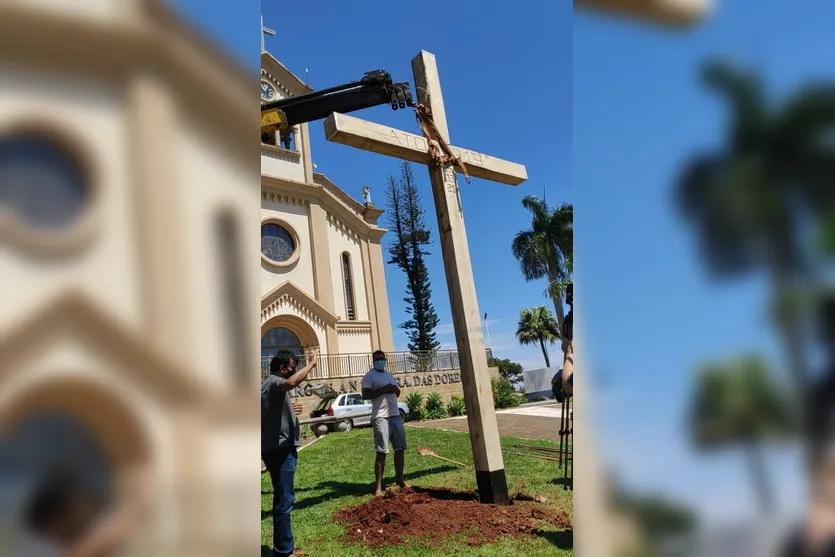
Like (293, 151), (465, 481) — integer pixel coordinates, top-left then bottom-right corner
(781, 297), (835, 556)
(810, 295), (835, 469)
(562, 283), (574, 396)
(781, 448), (835, 557)
(262, 350), (317, 557)
(552, 283), (574, 401)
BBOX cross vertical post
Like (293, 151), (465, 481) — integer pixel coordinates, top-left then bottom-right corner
(411, 51), (509, 505)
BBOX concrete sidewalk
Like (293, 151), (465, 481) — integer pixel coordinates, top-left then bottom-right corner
(408, 402), (563, 442)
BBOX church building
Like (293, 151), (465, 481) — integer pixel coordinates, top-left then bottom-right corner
(0, 1), (263, 553)
(260, 52), (395, 375)
(0, 2), (467, 554)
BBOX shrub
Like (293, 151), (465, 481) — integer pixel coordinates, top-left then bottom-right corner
(488, 356), (524, 385)
(447, 395), (466, 416)
(424, 391), (447, 420)
(492, 377), (524, 409)
(405, 391), (425, 421)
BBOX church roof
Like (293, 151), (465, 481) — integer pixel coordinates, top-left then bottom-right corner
(262, 174), (386, 240)
(0, 0), (255, 164)
(262, 281), (340, 328)
(0, 291), (205, 405)
(261, 52), (314, 95)
(145, 0), (256, 89)
(313, 173), (371, 217)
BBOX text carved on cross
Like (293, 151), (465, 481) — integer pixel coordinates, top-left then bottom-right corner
(389, 129), (427, 151)
(450, 147), (484, 167)
(386, 129), (485, 168)
(324, 112), (527, 186)
(443, 166), (459, 196)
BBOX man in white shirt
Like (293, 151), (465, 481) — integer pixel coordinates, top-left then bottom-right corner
(361, 350), (408, 497)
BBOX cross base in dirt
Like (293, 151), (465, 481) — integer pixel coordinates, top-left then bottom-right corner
(324, 51), (527, 505)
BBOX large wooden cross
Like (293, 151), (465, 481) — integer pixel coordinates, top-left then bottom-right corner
(323, 51), (527, 505)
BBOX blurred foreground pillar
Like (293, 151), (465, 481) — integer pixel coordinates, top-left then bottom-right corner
(575, 0), (711, 27)
(572, 299), (615, 557)
(0, 1), (260, 556)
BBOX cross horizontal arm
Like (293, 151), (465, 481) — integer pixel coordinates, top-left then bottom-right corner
(323, 112), (527, 186)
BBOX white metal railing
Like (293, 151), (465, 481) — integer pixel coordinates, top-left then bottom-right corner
(260, 349), (493, 380)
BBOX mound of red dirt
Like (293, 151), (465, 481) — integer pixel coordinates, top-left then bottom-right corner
(335, 486), (571, 548)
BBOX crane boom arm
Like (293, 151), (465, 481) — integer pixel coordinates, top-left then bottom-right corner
(261, 70), (414, 133)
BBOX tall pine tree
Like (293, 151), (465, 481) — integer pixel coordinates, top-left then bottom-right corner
(385, 162), (440, 354)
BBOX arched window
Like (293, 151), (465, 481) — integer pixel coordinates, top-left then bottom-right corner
(341, 252), (356, 321)
(216, 211), (250, 389)
(262, 327), (304, 372)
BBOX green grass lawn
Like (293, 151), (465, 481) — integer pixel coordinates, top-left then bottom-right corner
(261, 426), (573, 556)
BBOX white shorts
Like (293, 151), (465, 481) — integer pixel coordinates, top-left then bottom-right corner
(373, 416), (407, 454)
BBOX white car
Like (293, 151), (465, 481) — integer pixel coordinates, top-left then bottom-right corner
(309, 389), (410, 434)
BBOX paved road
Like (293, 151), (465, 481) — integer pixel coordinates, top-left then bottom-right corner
(408, 404), (568, 443)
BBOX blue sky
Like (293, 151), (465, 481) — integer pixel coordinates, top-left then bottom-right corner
(171, 0), (833, 524)
(174, 0), (573, 371)
(575, 0), (835, 522)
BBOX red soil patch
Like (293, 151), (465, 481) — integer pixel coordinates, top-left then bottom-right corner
(335, 486), (571, 548)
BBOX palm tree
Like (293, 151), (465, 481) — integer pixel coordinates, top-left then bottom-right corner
(516, 306), (561, 368)
(547, 253), (573, 306)
(688, 355), (796, 514)
(676, 59), (835, 454)
(512, 196), (573, 331)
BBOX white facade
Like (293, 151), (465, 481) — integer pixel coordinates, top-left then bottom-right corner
(260, 53), (394, 366)
(0, 2), (263, 553)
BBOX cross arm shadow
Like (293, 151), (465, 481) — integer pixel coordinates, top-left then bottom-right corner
(548, 477), (572, 489)
(534, 529), (573, 550)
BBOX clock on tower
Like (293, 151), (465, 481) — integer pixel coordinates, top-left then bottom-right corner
(260, 80), (276, 102)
